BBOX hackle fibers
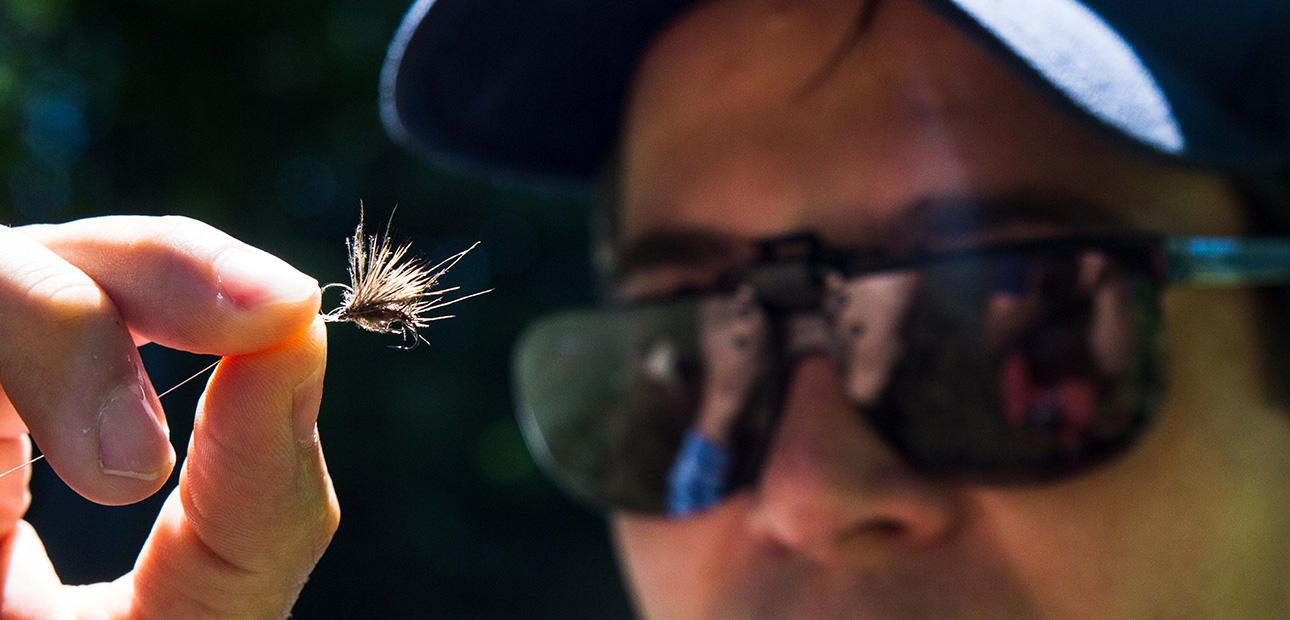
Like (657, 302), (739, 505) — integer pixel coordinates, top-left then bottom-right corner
(0, 209), (491, 481)
(321, 209), (490, 349)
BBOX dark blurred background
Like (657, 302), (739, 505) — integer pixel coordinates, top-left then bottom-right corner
(1, 0), (634, 617)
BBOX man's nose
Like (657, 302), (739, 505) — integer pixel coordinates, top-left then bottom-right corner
(748, 354), (958, 561)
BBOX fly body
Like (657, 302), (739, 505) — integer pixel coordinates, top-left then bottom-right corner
(321, 206), (491, 349)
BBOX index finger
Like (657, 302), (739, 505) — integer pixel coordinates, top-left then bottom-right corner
(0, 218), (321, 504)
(19, 216), (322, 355)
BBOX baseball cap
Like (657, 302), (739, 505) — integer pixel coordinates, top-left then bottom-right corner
(380, 0), (1290, 196)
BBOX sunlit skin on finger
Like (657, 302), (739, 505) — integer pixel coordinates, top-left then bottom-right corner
(0, 318), (334, 620)
(0, 437), (32, 541)
(0, 214), (339, 619)
(0, 211), (474, 617)
(0, 387), (28, 437)
(130, 317), (336, 620)
(0, 215), (326, 509)
(0, 520), (71, 618)
(18, 216), (321, 356)
(0, 384), (32, 549)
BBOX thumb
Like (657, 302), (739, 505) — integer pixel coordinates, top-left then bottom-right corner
(127, 317), (339, 619)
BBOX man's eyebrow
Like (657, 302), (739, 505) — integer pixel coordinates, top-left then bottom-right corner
(609, 229), (746, 284)
(897, 193), (1133, 250)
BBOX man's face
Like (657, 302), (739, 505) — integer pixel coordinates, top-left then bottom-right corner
(608, 0), (1290, 618)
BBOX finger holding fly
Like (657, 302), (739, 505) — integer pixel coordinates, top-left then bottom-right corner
(0, 385), (27, 437)
(0, 385), (32, 540)
(19, 215), (321, 355)
(128, 318), (336, 619)
(0, 216), (322, 506)
(0, 209), (486, 620)
(0, 225), (174, 506)
(0, 420), (32, 543)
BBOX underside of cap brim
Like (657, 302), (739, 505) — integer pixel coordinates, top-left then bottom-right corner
(381, 0), (697, 195)
(381, 0), (1290, 194)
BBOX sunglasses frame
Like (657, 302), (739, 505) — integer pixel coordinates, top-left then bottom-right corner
(515, 234), (1290, 515)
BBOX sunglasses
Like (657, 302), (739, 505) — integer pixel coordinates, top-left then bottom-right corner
(513, 234), (1290, 517)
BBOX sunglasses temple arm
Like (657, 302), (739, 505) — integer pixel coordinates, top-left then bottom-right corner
(1166, 236), (1290, 285)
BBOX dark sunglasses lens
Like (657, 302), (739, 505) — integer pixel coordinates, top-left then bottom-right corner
(515, 246), (1165, 515)
(514, 298), (778, 515)
(863, 248), (1162, 480)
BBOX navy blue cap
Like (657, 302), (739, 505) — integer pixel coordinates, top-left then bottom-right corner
(381, 0), (1290, 195)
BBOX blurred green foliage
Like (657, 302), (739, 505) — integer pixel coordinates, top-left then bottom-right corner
(1, 0), (633, 617)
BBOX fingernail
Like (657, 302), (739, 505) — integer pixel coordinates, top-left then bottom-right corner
(215, 247), (319, 309)
(98, 381), (173, 480)
(292, 360), (326, 448)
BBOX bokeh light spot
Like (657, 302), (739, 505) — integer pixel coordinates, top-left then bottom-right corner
(9, 158), (71, 220)
(22, 93), (87, 163)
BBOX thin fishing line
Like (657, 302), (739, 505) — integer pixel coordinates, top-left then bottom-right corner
(0, 454), (41, 479)
(157, 358), (221, 399)
(0, 358), (223, 480)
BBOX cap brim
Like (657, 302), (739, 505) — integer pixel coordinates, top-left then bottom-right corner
(381, 0), (697, 195)
(382, 0), (1290, 193)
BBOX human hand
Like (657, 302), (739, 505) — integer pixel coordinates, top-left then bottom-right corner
(0, 216), (339, 619)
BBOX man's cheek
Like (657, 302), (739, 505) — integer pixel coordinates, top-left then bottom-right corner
(612, 498), (755, 620)
(972, 491), (1130, 620)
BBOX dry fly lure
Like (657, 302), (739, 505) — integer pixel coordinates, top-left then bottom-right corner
(0, 208), (490, 480)
(321, 208), (491, 349)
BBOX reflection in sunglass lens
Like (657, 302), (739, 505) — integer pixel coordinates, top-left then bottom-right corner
(864, 248), (1160, 481)
(516, 296), (783, 514)
(514, 245), (1164, 516)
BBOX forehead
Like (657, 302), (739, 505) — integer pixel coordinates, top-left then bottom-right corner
(617, 0), (1241, 249)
